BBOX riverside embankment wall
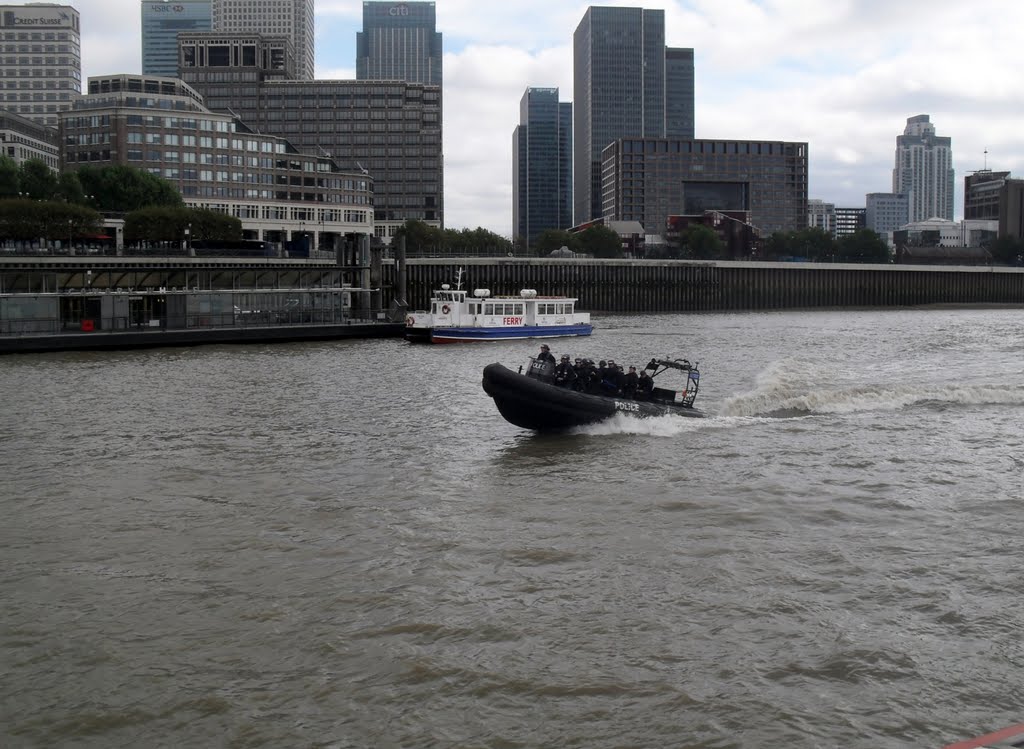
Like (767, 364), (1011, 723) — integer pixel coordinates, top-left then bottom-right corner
(389, 258), (1024, 313)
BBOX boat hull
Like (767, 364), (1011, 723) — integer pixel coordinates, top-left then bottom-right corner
(482, 362), (703, 431)
(407, 323), (593, 344)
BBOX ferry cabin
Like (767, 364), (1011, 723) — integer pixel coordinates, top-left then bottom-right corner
(430, 289), (588, 329)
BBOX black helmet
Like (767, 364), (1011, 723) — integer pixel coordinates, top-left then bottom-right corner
(540, 344), (550, 350)
(599, 360), (606, 367)
(561, 354), (569, 360)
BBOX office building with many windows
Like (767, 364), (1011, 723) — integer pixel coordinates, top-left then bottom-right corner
(513, 87), (571, 247)
(893, 114), (953, 222)
(600, 138), (808, 237)
(357, 1), (441, 86)
(211, 0), (314, 80)
(835, 207), (866, 237)
(0, 3), (80, 127)
(573, 6), (694, 224)
(0, 107), (58, 168)
(866, 192), (908, 236)
(807, 199), (835, 235)
(964, 170), (1010, 220)
(141, 0), (211, 77)
(60, 75), (374, 251)
(179, 32), (443, 241)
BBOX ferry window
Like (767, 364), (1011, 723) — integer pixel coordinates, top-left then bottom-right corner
(484, 304), (494, 315)
(514, 304), (524, 315)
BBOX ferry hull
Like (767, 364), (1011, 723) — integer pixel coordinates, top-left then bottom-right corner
(481, 362), (703, 431)
(428, 323), (593, 344)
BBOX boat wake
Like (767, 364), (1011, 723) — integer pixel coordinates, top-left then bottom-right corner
(570, 411), (720, 437)
(719, 359), (1024, 418)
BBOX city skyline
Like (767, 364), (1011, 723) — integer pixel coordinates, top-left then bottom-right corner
(69, 0), (1024, 236)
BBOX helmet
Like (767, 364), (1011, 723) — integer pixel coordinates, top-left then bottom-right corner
(561, 354), (569, 360)
(540, 344), (550, 350)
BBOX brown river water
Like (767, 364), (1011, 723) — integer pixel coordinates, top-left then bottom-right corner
(2, 308), (1023, 748)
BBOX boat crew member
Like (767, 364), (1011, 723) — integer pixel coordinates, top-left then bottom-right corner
(554, 355), (576, 388)
(637, 369), (654, 400)
(537, 344), (555, 363)
(623, 366), (639, 398)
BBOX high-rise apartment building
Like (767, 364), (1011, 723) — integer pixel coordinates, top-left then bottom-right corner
(357, 1), (442, 86)
(573, 6), (695, 224)
(0, 3), (80, 127)
(892, 114), (953, 222)
(866, 192), (909, 235)
(142, 0), (211, 77)
(513, 87), (572, 247)
(211, 0), (314, 80)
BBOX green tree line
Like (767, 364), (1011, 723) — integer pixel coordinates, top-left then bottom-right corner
(0, 158), (240, 243)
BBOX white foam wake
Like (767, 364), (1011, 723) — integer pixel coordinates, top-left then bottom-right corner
(719, 359), (1024, 418)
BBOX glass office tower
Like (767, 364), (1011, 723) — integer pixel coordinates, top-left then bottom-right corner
(356, 1), (442, 86)
(141, 0), (211, 77)
(513, 88), (572, 247)
(573, 6), (694, 224)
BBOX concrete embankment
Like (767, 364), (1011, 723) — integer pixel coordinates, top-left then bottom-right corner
(390, 258), (1024, 312)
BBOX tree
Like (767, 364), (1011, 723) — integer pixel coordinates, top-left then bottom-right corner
(578, 225), (622, 258)
(19, 159), (58, 201)
(535, 229), (581, 256)
(762, 228), (837, 261)
(837, 229), (890, 263)
(56, 171), (86, 205)
(393, 219), (443, 255)
(0, 199), (100, 241)
(75, 164), (183, 212)
(0, 155), (19, 199)
(123, 206), (241, 243)
(682, 224), (725, 259)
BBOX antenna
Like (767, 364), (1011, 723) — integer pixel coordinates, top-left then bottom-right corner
(983, 147), (988, 170)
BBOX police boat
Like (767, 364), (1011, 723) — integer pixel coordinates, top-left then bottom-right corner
(481, 356), (704, 431)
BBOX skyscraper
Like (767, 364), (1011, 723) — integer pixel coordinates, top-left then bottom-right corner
(211, 0), (314, 80)
(665, 47), (695, 139)
(892, 114), (954, 222)
(141, 0), (211, 77)
(573, 6), (694, 224)
(513, 88), (572, 247)
(0, 3), (80, 127)
(357, 1), (442, 86)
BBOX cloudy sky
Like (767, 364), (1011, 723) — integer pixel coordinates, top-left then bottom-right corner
(81, 0), (1023, 235)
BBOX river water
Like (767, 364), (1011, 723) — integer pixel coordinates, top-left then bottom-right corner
(2, 308), (1023, 748)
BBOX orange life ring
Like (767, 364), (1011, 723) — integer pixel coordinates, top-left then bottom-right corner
(406, 315), (415, 325)
(441, 304), (451, 314)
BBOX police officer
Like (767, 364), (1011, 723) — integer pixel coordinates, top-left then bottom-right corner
(537, 343), (555, 363)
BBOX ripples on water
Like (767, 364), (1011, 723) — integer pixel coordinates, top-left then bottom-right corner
(1, 309), (1023, 748)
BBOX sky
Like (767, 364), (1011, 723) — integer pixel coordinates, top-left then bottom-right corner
(78, 0), (1024, 236)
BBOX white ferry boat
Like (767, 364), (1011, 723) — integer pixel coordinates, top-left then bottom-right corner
(404, 273), (593, 344)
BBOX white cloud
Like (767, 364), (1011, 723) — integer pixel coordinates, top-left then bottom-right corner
(72, 1), (1024, 232)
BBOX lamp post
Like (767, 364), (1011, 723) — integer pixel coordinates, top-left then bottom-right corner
(185, 223), (192, 256)
(67, 218), (74, 256)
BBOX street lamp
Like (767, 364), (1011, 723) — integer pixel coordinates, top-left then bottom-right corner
(184, 223), (192, 255)
(67, 218), (74, 256)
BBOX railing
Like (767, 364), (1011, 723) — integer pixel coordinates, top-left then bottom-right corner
(0, 310), (383, 337)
